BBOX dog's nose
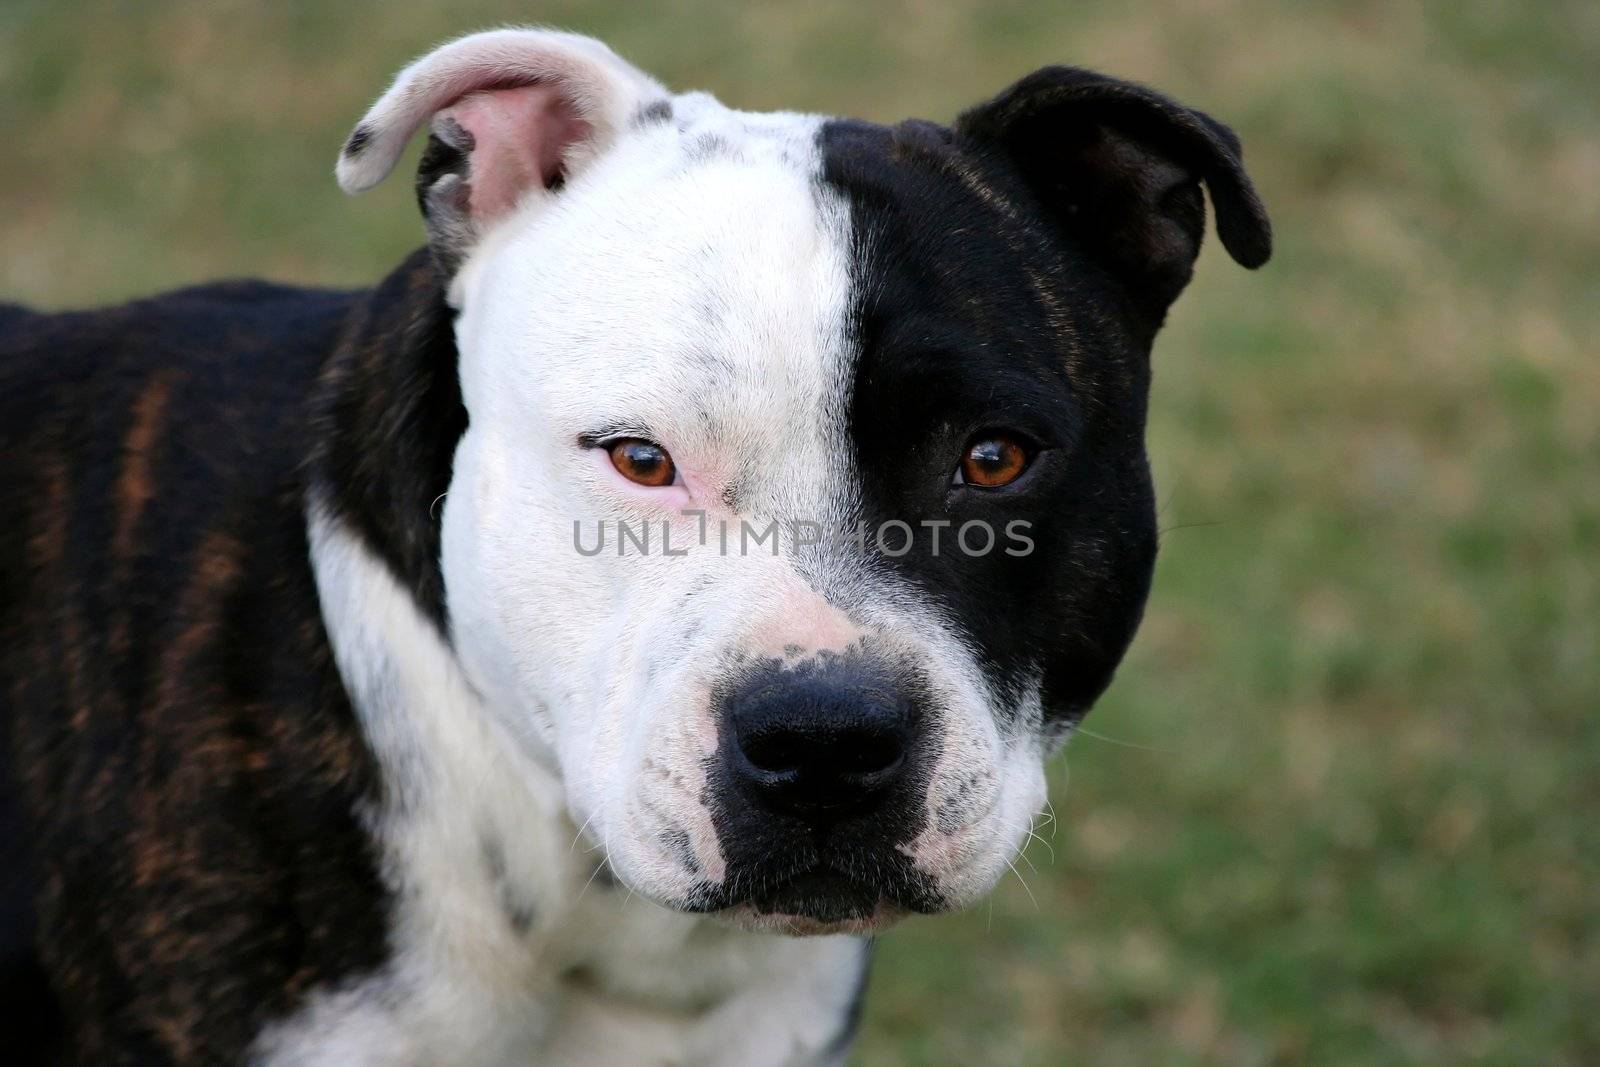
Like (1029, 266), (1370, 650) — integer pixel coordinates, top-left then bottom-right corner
(725, 660), (914, 820)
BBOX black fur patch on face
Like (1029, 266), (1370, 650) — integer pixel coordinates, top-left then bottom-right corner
(819, 117), (1161, 725)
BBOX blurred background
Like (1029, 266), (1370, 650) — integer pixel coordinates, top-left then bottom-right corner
(3, 1), (1596, 1062)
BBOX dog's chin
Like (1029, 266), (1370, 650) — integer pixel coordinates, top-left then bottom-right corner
(715, 901), (909, 937)
(696, 869), (925, 937)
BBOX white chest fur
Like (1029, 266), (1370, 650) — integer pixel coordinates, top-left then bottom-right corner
(250, 509), (865, 1066)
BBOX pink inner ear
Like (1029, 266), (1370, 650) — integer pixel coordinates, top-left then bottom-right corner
(439, 83), (592, 222)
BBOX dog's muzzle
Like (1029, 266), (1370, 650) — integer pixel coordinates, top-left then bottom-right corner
(699, 652), (942, 926)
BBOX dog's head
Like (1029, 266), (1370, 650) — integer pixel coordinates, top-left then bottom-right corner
(340, 29), (1269, 934)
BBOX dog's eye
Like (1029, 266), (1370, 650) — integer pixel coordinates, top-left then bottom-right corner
(955, 433), (1032, 489)
(607, 438), (678, 487)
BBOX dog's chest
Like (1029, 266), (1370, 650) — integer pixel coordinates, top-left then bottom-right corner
(254, 863), (838, 1067)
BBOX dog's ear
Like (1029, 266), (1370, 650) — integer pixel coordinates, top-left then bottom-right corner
(955, 66), (1271, 321)
(337, 29), (669, 270)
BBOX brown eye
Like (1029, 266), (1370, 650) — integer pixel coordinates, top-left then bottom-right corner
(958, 434), (1031, 489)
(607, 438), (677, 487)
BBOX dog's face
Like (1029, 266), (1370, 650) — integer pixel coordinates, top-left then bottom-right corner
(340, 31), (1269, 933)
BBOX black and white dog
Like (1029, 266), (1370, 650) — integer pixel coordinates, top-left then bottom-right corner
(0, 28), (1269, 1065)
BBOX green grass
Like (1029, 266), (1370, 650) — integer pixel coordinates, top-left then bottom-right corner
(4, 1), (1596, 1062)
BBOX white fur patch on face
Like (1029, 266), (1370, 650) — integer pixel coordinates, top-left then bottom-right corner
(440, 97), (872, 899)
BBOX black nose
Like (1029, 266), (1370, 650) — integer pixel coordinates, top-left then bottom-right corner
(725, 658), (915, 820)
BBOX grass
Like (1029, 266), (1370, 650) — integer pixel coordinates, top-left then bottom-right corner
(4, 1), (1596, 1062)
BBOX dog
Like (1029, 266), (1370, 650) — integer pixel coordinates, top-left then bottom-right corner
(0, 27), (1270, 1065)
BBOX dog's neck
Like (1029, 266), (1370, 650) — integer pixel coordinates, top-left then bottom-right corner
(308, 248), (465, 636)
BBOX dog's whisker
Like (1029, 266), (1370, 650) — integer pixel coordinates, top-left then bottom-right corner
(573, 849), (609, 906)
(1022, 822), (1056, 865)
(577, 798), (622, 908)
(1069, 724), (1164, 753)
(569, 810), (597, 855)
(1002, 855), (1039, 912)
(996, 814), (1057, 867)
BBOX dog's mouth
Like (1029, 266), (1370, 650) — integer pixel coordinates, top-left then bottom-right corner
(753, 867), (881, 922)
(686, 863), (941, 935)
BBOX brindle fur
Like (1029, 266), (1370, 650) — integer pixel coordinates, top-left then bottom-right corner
(0, 252), (455, 1064)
